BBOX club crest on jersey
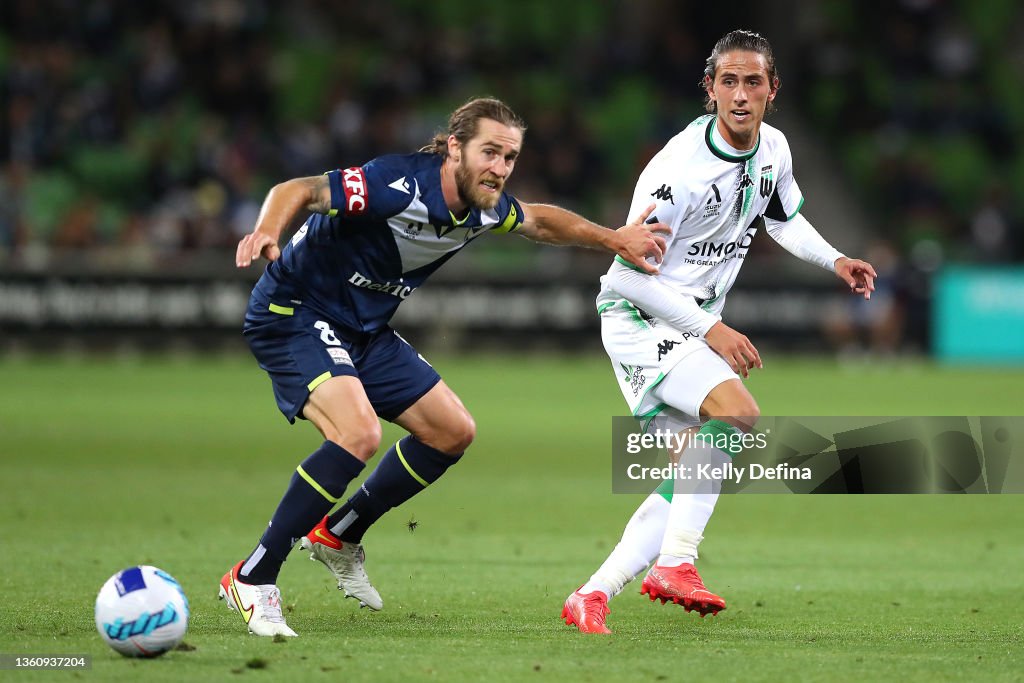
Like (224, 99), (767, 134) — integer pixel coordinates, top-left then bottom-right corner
(759, 165), (774, 198)
(342, 167), (367, 215)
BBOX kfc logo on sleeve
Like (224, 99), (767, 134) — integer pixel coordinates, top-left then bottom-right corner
(342, 167), (367, 215)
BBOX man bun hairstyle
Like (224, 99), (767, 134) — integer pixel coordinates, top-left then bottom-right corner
(421, 97), (527, 157)
(701, 30), (780, 114)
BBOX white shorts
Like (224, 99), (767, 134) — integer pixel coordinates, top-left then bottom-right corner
(600, 299), (737, 429)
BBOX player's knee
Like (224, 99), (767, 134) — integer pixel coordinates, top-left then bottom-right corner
(352, 420), (384, 459)
(732, 397), (760, 430)
(707, 396), (760, 431)
(325, 416), (382, 461)
(440, 411), (471, 454)
(436, 411), (476, 455)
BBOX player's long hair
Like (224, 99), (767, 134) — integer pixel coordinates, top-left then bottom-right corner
(421, 97), (527, 157)
(702, 30), (780, 114)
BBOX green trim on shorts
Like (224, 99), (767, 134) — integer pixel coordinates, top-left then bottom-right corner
(638, 402), (668, 433)
(597, 300), (618, 315)
(631, 373), (666, 426)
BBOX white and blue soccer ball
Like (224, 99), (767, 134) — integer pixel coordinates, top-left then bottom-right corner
(95, 565), (190, 658)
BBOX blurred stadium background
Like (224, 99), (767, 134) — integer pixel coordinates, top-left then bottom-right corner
(3, 4), (1024, 679)
(2, 0), (1023, 361)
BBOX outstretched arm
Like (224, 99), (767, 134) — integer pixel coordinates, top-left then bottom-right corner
(765, 213), (876, 299)
(235, 175), (333, 268)
(516, 202), (669, 274)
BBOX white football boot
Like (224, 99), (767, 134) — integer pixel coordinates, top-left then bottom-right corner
(218, 561), (298, 637)
(300, 516), (383, 611)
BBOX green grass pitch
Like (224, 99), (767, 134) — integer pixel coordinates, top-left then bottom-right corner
(1, 354), (1022, 682)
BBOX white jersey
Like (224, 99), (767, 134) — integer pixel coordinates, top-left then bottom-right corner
(598, 114), (805, 319)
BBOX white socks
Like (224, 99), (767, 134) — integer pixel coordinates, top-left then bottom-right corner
(580, 493), (670, 598)
(578, 484), (721, 596)
(658, 491), (719, 565)
(580, 422), (738, 599)
(659, 420), (736, 565)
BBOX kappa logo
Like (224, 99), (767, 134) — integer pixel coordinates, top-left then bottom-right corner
(651, 184), (675, 204)
(656, 336), (699, 362)
(657, 339), (678, 361)
(739, 174), (754, 191)
(342, 167), (367, 215)
(759, 164), (774, 198)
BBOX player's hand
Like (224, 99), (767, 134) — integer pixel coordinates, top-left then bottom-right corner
(614, 203), (670, 275)
(835, 256), (876, 300)
(235, 231), (281, 268)
(704, 322), (762, 379)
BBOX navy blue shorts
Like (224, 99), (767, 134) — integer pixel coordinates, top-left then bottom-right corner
(243, 302), (441, 423)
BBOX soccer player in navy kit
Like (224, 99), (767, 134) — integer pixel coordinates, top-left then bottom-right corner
(217, 98), (669, 636)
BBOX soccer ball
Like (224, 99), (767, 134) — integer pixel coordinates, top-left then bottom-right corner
(94, 566), (190, 658)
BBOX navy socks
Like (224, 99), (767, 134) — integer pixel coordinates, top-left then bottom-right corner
(239, 441), (364, 585)
(327, 436), (460, 543)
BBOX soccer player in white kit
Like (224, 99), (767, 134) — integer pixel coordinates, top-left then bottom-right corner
(562, 30), (877, 634)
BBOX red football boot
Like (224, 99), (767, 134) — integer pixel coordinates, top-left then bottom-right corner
(640, 563), (726, 617)
(561, 588), (612, 634)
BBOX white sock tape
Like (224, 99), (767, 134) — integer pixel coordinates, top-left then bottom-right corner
(660, 529), (704, 559)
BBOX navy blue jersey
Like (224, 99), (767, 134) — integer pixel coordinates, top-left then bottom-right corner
(251, 152), (524, 333)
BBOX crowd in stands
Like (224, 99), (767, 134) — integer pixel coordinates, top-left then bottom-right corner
(2, 0), (1021, 350)
(792, 0), (1023, 352)
(0, 0), (750, 270)
(796, 0), (1022, 265)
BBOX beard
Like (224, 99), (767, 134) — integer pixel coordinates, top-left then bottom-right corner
(454, 160), (502, 210)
